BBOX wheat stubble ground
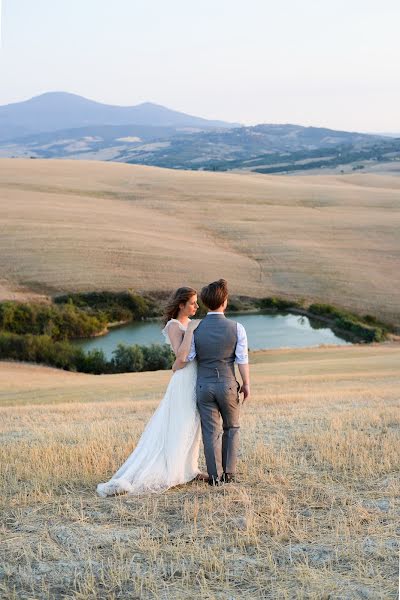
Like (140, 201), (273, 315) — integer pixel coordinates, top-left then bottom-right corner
(0, 343), (399, 599)
(1, 159), (400, 326)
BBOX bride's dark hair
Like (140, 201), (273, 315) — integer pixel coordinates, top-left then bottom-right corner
(163, 286), (197, 325)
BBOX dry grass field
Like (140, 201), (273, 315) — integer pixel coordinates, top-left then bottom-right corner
(1, 158), (399, 327)
(1, 343), (399, 599)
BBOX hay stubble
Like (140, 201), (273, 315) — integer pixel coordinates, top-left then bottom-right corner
(0, 344), (399, 598)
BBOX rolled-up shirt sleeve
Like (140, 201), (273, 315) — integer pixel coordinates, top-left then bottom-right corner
(186, 336), (196, 362)
(235, 323), (248, 364)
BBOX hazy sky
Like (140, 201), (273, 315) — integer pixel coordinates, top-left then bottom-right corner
(1, 0), (399, 132)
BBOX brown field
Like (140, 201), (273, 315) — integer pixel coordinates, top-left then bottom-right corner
(1, 158), (399, 327)
(1, 343), (399, 598)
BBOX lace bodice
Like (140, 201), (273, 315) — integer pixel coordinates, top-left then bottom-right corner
(161, 318), (187, 347)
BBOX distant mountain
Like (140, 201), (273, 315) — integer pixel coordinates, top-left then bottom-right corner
(1, 96), (397, 174)
(0, 91), (238, 141)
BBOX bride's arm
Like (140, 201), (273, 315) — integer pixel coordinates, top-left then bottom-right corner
(167, 321), (198, 364)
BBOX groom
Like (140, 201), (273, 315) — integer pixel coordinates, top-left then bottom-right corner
(174, 278), (250, 485)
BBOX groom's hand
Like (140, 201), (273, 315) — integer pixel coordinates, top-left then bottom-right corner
(240, 383), (250, 401)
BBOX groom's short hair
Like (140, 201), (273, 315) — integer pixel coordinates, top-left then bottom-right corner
(200, 278), (228, 310)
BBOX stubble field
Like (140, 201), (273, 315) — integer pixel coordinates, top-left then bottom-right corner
(1, 343), (399, 599)
(0, 158), (400, 327)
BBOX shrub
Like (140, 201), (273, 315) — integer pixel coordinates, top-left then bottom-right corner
(227, 298), (244, 312)
(257, 297), (300, 311)
(54, 291), (157, 321)
(142, 344), (175, 371)
(43, 339), (82, 370)
(53, 304), (107, 340)
(76, 348), (109, 374)
(308, 303), (343, 318)
(0, 301), (107, 339)
(308, 303), (388, 342)
(0, 332), (81, 370)
(0, 329), (177, 374)
(0, 331), (25, 360)
(111, 343), (145, 373)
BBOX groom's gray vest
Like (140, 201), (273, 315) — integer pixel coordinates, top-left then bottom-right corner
(194, 314), (237, 382)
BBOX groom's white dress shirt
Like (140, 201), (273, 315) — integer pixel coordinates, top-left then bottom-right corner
(187, 312), (248, 364)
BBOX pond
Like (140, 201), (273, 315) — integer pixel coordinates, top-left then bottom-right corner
(72, 312), (351, 359)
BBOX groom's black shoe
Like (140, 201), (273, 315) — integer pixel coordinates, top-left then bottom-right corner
(208, 476), (222, 486)
(221, 472), (236, 484)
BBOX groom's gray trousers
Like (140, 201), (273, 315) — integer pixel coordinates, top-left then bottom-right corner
(196, 377), (241, 478)
(194, 314), (241, 479)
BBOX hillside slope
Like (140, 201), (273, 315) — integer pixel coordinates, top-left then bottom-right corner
(0, 158), (399, 326)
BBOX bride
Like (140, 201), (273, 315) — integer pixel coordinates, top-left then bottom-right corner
(96, 287), (202, 497)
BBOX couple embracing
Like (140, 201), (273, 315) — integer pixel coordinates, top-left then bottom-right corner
(97, 279), (250, 497)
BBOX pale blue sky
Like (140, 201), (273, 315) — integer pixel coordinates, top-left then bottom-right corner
(1, 0), (399, 131)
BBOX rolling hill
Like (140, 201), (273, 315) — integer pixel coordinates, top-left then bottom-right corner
(0, 158), (399, 328)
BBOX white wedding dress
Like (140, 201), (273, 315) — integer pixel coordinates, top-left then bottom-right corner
(97, 319), (201, 497)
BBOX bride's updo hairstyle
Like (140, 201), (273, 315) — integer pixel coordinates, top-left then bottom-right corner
(163, 286), (197, 325)
(200, 278), (228, 310)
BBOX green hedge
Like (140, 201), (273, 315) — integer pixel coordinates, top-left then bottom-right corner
(0, 292), (159, 341)
(0, 301), (107, 340)
(256, 297), (302, 311)
(0, 332), (175, 375)
(111, 343), (174, 373)
(0, 332), (84, 370)
(54, 291), (157, 322)
(254, 298), (389, 341)
(308, 303), (388, 342)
